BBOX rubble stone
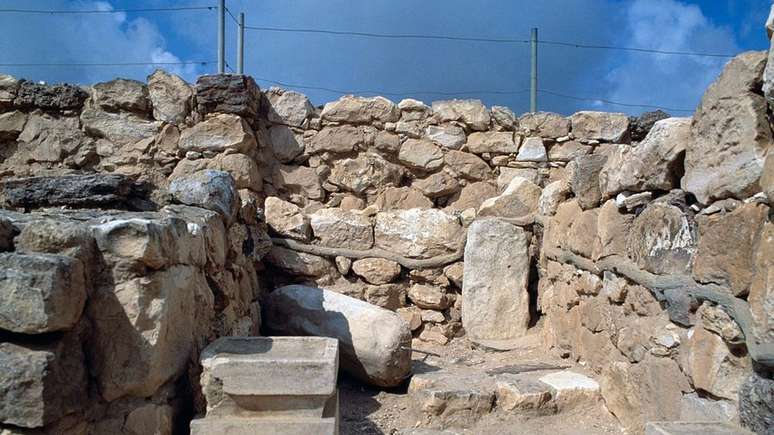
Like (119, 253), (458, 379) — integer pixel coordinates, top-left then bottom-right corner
(309, 208), (373, 250)
(432, 99), (490, 131)
(374, 209), (464, 259)
(195, 74), (260, 118)
(178, 113), (257, 154)
(570, 111), (630, 142)
(147, 69), (193, 124)
(321, 95), (399, 124)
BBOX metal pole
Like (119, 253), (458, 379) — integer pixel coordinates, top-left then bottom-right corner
(237, 12), (245, 74)
(530, 27), (538, 113)
(217, 0), (225, 73)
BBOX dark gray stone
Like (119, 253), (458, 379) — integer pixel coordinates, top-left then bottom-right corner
(629, 110), (670, 142)
(569, 154), (607, 210)
(12, 81), (88, 111)
(739, 371), (774, 434)
(0, 174), (146, 210)
(0, 218), (13, 252)
(195, 74), (260, 119)
(168, 170), (238, 224)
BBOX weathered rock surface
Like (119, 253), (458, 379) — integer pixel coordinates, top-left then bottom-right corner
(265, 246), (335, 277)
(352, 258), (401, 285)
(426, 125), (466, 150)
(516, 137), (547, 162)
(374, 187), (433, 210)
(328, 154), (403, 194)
(466, 131), (518, 154)
(168, 170), (239, 223)
(269, 125), (304, 163)
(16, 112), (88, 163)
(147, 69), (192, 124)
(570, 111), (630, 142)
(683, 51), (771, 204)
(408, 284), (449, 310)
(0, 174), (141, 210)
(519, 112), (570, 138)
(309, 208), (373, 250)
(413, 172), (460, 198)
(321, 95), (399, 124)
(749, 221), (773, 349)
(265, 196), (310, 241)
(0, 111), (27, 141)
(195, 74), (260, 118)
(266, 87), (314, 127)
(683, 326), (749, 400)
(273, 165), (324, 201)
(738, 371), (774, 434)
(92, 79), (150, 114)
(627, 202), (696, 275)
(12, 81), (88, 111)
(600, 118), (690, 197)
(444, 150), (491, 181)
(80, 101), (161, 146)
(374, 209), (463, 259)
(478, 176), (541, 222)
(399, 139), (444, 171)
(432, 100), (490, 131)
(0, 253), (86, 334)
(264, 285), (412, 387)
(568, 154), (607, 209)
(178, 113), (257, 154)
(462, 218), (530, 346)
(307, 125), (366, 154)
(630, 110), (670, 142)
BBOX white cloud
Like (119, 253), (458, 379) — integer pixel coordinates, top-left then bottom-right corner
(602, 0), (740, 115)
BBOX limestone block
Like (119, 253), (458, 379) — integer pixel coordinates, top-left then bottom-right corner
(683, 52), (770, 204)
(264, 285), (412, 387)
(600, 117), (691, 198)
(309, 208), (373, 250)
(80, 100), (161, 146)
(413, 172), (460, 198)
(596, 199), (634, 259)
(328, 153), (403, 194)
(0, 173), (138, 210)
(17, 113), (88, 163)
(269, 125), (305, 163)
(374, 209), (464, 259)
(425, 124), (466, 150)
(693, 203), (768, 296)
(446, 181), (497, 212)
(495, 377), (554, 413)
(0, 332), (87, 429)
(630, 110), (670, 141)
(570, 111), (630, 142)
(568, 154), (607, 209)
(683, 327), (750, 400)
(408, 284), (449, 310)
(321, 95), (399, 123)
(265, 196), (310, 241)
(478, 176), (541, 222)
(169, 170), (239, 223)
(537, 370), (600, 409)
(0, 111), (26, 141)
(374, 187), (432, 210)
(92, 78), (150, 114)
(518, 112), (570, 138)
(264, 246), (336, 278)
(191, 416), (337, 435)
(352, 258), (401, 285)
(195, 74), (261, 118)
(147, 69), (193, 124)
(273, 164), (324, 201)
(462, 218), (530, 346)
(627, 202), (696, 275)
(466, 131), (517, 154)
(538, 180), (570, 217)
(0, 253), (86, 334)
(443, 150), (491, 181)
(547, 140), (592, 162)
(307, 125), (366, 154)
(408, 369), (495, 428)
(266, 87), (314, 127)
(364, 283), (404, 310)
(178, 113), (257, 154)
(749, 221), (774, 349)
(516, 137), (547, 162)
(0, 74), (19, 109)
(491, 105), (516, 129)
(399, 139), (444, 171)
(432, 99), (490, 131)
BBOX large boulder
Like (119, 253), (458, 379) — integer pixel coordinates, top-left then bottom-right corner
(0, 253), (86, 334)
(398, 139), (444, 171)
(570, 111), (630, 142)
(599, 118), (691, 197)
(170, 152), (261, 191)
(466, 131), (518, 154)
(309, 208), (374, 250)
(432, 99), (490, 131)
(307, 125), (367, 154)
(264, 196), (310, 241)
(12, 80), (88, 111)
(92, 78), (150, 114)
(374, 209), (464, 259)
(168, 170), (239, 223)
(444, 150), (491, 181)
(0, 174), (141, 210)
(682, 51), (771, 204)
(16, 112), (89, 163)
(264, 285), (412, 387)
(321, 95), (399, 124)
(519, 112), (570, 138)
(425, 124), (466, 150)
(446, 181), (498, 212)
(265, 87), (314, 127)
(693, 203), (769, 296)
(627, 202), (696, 275)
(478, 176), (541, 222)
(462, 218), (530, 347)
(80, 100), (161, 146)
(178, 113), (257, 154)
(327, 153), (403, 194)
(0, 331), (87, 428)
(195, 74), (260, 118)
(147, 69), (193, 124)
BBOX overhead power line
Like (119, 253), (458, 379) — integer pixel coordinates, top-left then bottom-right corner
(0, 61), (214, 67)
(224, 7), (240, 25)
(537, 90), (693, 112)
(0, 6), (216, 14)
(539, 40), (735, 58)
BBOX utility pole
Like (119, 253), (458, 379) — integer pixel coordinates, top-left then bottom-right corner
(217, 0), (225, 73)
(530, 27), (538, 113)
(237, 12), (245, 74)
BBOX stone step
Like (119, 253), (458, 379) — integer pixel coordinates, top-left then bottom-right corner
(190, 416), (338, 435)
(645, 421), (755, 435)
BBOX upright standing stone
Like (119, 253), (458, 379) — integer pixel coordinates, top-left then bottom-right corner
(462, 218), (530, 348)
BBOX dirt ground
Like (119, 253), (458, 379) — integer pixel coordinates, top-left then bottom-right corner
(338, 335), (624, 435)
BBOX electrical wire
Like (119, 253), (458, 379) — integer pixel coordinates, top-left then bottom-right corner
(0, 61), (214, 67)
(244, 26), (529, 44)
(537, 90), (694, 112)
(0, 6), (216, 14)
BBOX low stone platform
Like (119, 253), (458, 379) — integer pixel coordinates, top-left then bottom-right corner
(644, 421), (754, 435)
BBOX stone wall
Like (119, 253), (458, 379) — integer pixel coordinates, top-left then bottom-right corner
(0, 23), (772, 434)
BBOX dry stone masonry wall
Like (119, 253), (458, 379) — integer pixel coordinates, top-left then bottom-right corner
(0, 12), (773, 433)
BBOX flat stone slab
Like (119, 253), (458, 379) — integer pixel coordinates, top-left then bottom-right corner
(645, 421), (755, 435)
(537, 370), (601, 408)
(190, 416), (337, 435)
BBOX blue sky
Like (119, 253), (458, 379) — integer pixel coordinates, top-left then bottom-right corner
(0, 0), (770, 115)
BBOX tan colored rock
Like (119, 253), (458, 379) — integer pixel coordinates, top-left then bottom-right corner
(425, 124), (466, 149)
(697, 302), (744, 344)
(170, 153), (261, 191)
(684, 326), (750, 400)
(0, 74), (17, 108)
(547, 140), (592, 162)
(542, 199), (583, 252)
(570, 111), (630, 142)
(307, 125), (366, 154)
(538, 180), (570, 216)
(374, 209), (463, 258)
(627, 202), (696, 275)
(443, 262), (464, 289)
(264, 246), (336, 277)
(463, 218), (530, 345)
(179, 113), (256, 154)
(272, 164), (324, 200)
(18, 113), (88, 162)
(497, 167), (540, 190)
(466, 131), (518, 154)
(352, 258), (402, 285)
(601, 356), (689, 434)
(762, 152), (774, 201)
(568, 208), (599, 259)
(683, 51), (771, 204)
(309, 208), (374, 250)
(365, 283), (404, 310)
(321, 95), (399, 123)
(398, 139), (444, 171)
(265, 87), (314, 127)
(268, 125), (304, 163)
(446, 181), (497, 211)
(147, 69), (192, 124)
(596, 199), (634, 259)
(495, 378), (553, 412)
(478, 176), (541, 222)
(568, 154), (607, 210)
(328, 153), (403, 194)
(491, 106), (516, 129)
(516, 137), (547, 162)
(408, 284), (449, 310)
(432, 99), (490, 130)
(749, 221), (773, 348)
(0, 110), (26, 141)
(397, 307), (422, 331)
(518, 112), (570, 138)
(92, 78), (150, 113)
(413, 171), (460, 198)
(693, 202), (768, 296)
(444, 150), (491, 180)
(599, 118), (691, 197)
(265, 196), (310, 241)
(374, 186), (432, 210)
(80, 100), (161, 146)
(373, 129), (401, 154)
